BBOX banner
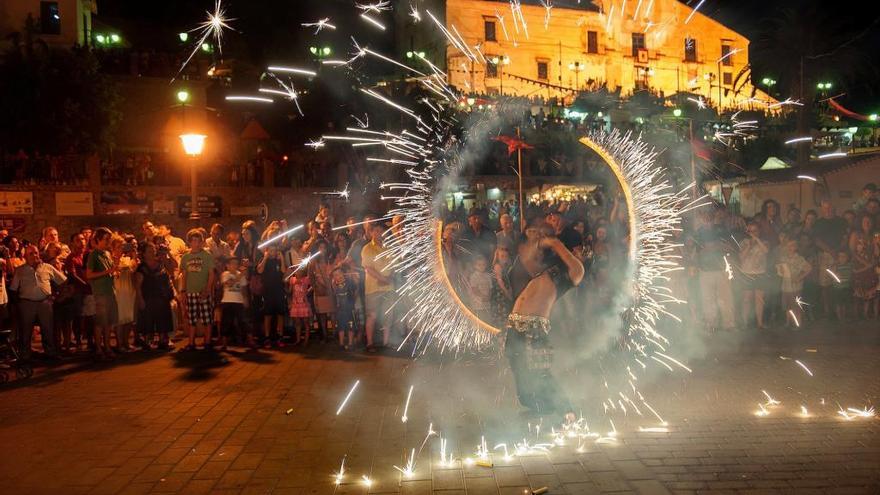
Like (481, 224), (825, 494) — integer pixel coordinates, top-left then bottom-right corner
(55, 192), (94, 216)
(0, 192), (33, 214)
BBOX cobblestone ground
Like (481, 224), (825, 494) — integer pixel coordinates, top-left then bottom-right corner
(0, 321), (878, 495)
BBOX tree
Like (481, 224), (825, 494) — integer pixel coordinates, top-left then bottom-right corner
(0, 41), (121, 155)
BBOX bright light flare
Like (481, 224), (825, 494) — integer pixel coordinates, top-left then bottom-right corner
(257, 224), (303, 249)
(797, 175), (817, 182)
(360, 13), (387, 30)
(301, 18), (336, 34)
(785, 136), (813, 145)
(401, 385), (414, 423)
(818, 152), (847, 159)
(794, 359), (813, 377)
(267, 66), (317, 77)
(225, 95), (273, 103)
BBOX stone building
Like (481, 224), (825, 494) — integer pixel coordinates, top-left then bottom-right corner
(444, 0), (774, 109)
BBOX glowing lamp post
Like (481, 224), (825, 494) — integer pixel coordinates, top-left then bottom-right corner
(180, 134), (206, 220)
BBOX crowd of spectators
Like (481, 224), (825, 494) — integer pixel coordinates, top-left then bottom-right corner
(1, 183), (877, 366)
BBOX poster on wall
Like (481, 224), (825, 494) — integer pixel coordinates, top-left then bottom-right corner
(177, 196), (222, 218)
(152, 199), (176, 215)
(0, 192), (33, 214)
(100, 191), (150, 215)
(55, 192), (94, 216)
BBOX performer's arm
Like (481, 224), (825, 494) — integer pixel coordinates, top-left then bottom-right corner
(542, 237), (585, 286)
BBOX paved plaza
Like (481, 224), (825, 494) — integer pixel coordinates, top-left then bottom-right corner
(0, 322), (878, 495)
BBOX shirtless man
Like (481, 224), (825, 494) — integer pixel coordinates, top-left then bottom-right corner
(505, 219), (585, 421)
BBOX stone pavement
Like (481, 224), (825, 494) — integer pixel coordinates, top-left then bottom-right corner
(0, 321), (878, 495)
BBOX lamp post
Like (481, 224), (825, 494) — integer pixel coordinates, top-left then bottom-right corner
(180, 134), (206, 220)
(491, 55), (510, 95)
(568, 61), (584, 91)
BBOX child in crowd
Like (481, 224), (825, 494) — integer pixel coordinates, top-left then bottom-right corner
(332, 268), (356, 350)
(833, 251), (853, 321)
(219, 257), (249, 350)
(467, 255), (493, 321)
(181, 229), (215, 350)
(776, 239), (812, 328)
(288, 269), (312, 345)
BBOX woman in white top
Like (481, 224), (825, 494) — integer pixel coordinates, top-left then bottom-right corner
(739, 222), (769, 329)
(112, 236), (138, 350)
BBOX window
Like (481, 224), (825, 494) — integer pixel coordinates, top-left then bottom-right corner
(537, 61), (549, 80)
(484, 20), (496, 41)
(486, 58), (498, 78)
(722, 72), (732, 85)
(40, 2), (61, 35)
(684, 37), (697, 62)
(631, 33), (646, 57)
(587, 31), (598, 54)
(721, 44), (733, 66)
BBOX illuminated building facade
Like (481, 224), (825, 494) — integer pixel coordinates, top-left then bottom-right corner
(445, 0), (774, 109)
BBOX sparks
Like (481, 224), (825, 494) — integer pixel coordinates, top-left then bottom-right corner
(795, 296), (809, 310)
(785, 136), (813, 145)
(335, 380), (360, 416)
(684, 0), (706, 24)
(305, 139), (325, 150)
(788, 310), (800, 328)
(225, 95), (273, 103)
(332, 214), (395, 231)
(687, 96), (707, 109)
(723, 254), (734, 280)
(794, 359), (813, 376)
(761, 390), (781, 406)
(800, 405), (809, 417)
(175, 0), (235, 79)
(825, 269), (842, 284)
(401, 385), (414, 423)
(267, 66), (317, 77)
(393, 448), (416, 478)
(360, 13), (387, 30)
(356, 0), (392, 14)
(409, 3), (421, 22)
(333, 456), (346, 485)
(755, 403), (770, 416)
(818, 152), (847, 159)
(846, 406), (876, 418)
(361, 475), (373, 487)
(284, 252), (320, 281)
(257, 224), (303, 249)
(716, 47), (741, 64)
(540, 0), (553, 29)
(301, 17), (336, 34)
(797, 175), (817, 182)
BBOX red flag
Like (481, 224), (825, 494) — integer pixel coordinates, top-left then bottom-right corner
(492, 135), (534, 155)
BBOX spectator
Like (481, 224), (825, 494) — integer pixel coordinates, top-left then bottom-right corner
(206, 223), (232, 262)
(309, 240), (336, 342)
(10, 244), (66, 360)
(218, 257), (249, 350)
(695, 210), (735, 331)
(180, 229), (215, 351)
(782, 207), (803, 240)
(315, 204), (331, 224)
(461, 212), (497, 262)
(546, 210), (582, 251)
(141, 221), (158, 246)
(467, 255), (492, 321)
(362, 222), (393, 352)
(851, 237), (878, 319)
(4, 236), (25, 273)
(739, 222), (769, 329)
(832, 251), (853, 321)
(491, 247), (514, 327)
(848, 214), (875, 254)
(86, 228), (118, 360)
(135, 243), (175, 350)
(111, 236), (138, 351)
(257, 243), (286, 347)
(288, 268), (312, 346)
(755, 199), (782, 248)
(814, 200), (847, 317)
(776, 239), (812, 328)
(332, 268), (356, 350)
(854, 183), (878, 212)
(496, 213), (518, 253)
(39, 226), (69, 260)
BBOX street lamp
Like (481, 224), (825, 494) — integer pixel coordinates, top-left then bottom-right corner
(491, 55), (510, 94)
(176, 90), (190, 104)
(180, 134), (206, 220)
(568, 61), (584, 90)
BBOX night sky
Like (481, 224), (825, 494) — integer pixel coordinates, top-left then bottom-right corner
(97, 0), (880, 110)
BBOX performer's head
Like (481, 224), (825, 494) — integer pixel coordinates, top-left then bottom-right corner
(520, 218), (555, 273)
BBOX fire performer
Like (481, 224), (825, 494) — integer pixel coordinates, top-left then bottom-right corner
(505, 219), (584, 420)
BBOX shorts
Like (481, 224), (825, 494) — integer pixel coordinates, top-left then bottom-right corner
(186, 292), (213, 326)
(261, 294), (287, 316)
(365, 291), (392, 324)
(740, 272), (767, 291)
(94, 294), (118, 327)
(138, 299), (173, 335)
(335, 309), (354, 333)
(81, 294), (96, 317)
